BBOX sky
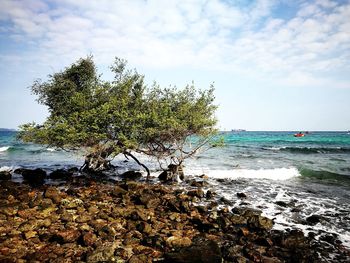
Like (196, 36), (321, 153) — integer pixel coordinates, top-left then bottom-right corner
(0, 0), (350, 131)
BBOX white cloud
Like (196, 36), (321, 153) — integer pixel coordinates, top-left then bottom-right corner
(0, 0), (349, 88)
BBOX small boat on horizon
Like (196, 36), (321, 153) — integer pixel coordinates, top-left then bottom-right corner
(294, 132), (305, 137)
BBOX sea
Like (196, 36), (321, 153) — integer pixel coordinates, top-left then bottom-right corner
(1, 130), (350, 248)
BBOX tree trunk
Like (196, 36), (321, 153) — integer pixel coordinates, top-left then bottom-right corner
(124, 151), (150, 182)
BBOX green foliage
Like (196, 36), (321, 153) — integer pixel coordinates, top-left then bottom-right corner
(18, 56), (218, 172)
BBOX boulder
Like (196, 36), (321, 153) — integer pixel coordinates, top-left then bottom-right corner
(49, 169), (73, 180)
(0, 171), (11, 180)
(21, 168), (46, 185)
(306, 214), (324, 225)
(237, 192), (247, 198)
(120, 171), (142, 181)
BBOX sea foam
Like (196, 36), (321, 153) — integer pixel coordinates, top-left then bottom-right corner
(0, 146), (10, 152)
(188, 167), (300, 180)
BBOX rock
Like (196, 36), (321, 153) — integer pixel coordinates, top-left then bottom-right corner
(248, 215), (273, 230)
(206, 190), (216, 199)
(282, 229), (308, 249)
(112, 185), (128, 197)
(137, 222), (152, 234)
(189, 180), (207, 187)
(306, 214), (324, 225)
(86, 242), (118, 263)
(44, 186), (62, 203)
(49, 169), (73, 180)
(237, 192), (247, 198)
(120, 171), (142, 181)
(0, 171), (12, 180)
(21, 168), (46, 185)
(220, 197), (233, 206)
(129, 255), (148, 263)
(54, 229), (81, 243)
(67, 167), (79, 173)
(82, 232), (97, 246)
(24, 230), (37, 239)
(139, 194), (161, 209)
(187, 189), (204, 198)
(166, 236), (192, 248)
(275, 201), (288, 207)
(165, 237), (222, 263)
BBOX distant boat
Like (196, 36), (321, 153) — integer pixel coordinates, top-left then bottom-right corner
(294, 132), (305, 137)
(232, 129), (246, 132)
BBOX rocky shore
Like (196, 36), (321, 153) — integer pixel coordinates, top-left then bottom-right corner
(0, 169), (349, 262)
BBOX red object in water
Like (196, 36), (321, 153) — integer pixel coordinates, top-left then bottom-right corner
(294, 133), (305, 137)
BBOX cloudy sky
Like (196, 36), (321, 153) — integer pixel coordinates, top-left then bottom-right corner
(0, 0), (349, 130)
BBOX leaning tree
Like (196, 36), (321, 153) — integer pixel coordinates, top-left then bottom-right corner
(18, 56), (218, 181)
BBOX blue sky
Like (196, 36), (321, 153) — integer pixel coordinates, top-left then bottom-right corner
(0, 0), (349, 130)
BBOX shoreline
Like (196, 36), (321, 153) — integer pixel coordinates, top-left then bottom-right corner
(1, 169), (349, 262)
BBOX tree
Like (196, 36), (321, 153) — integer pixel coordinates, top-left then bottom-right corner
(18, 56), (218, 181)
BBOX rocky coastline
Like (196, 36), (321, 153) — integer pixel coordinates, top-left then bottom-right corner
(0, 168), (349, 262)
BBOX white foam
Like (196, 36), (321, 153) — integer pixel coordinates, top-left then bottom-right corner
(188, 167), (300, 180)
(47, 148), (56, 152)
(0, 166), (12, 172)
(0, 146), (10, 152)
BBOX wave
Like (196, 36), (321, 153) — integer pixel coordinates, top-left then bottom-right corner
(300, 168), (350, 182)
(262, 146), (350, 154)
(186, 167), (300, 180)
(0, 146), (10, 152)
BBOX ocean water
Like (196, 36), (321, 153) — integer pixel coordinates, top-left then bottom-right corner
(1, 130), (350, 247)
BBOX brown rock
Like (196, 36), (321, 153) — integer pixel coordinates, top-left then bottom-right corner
(166, 236), (192, 248)
(187, 189), (205, 198)
(24, 230), (37, 239)
(83, 232), (97, 246)
(55, 229), (81, 243)
(44, 187), (62, 203)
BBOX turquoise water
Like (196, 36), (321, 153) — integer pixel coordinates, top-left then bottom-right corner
(1, 130), (350, 247)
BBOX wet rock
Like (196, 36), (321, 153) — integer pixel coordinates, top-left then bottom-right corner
(248, 215), (273, 230)
(21, 168), (46, 185)
(67, 167), (79, 173)
(189, 180), (207, 187)
(120, 171), (142, 181)
(220, 197), (233, 206)
(282, 229), (308, 248)
(275, 201), (288, 207)
(49, 169), (73, 180)
(206, 190), (215, 199)
(187, 189), (204, 198)
(306, 214), (324, 225)
(237, 192), (247, 198)
(165, 237), (222, 263)
(0, 171), (12, 180)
